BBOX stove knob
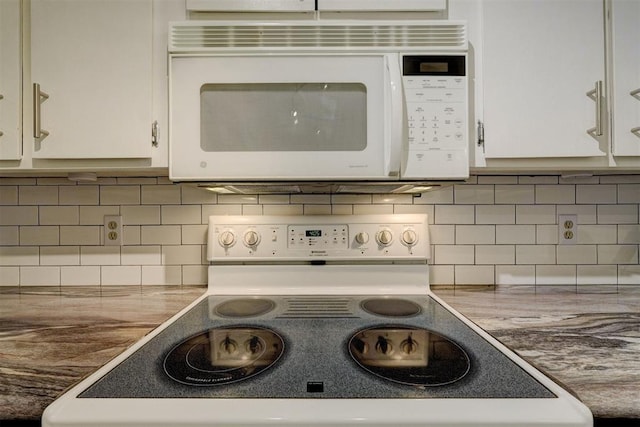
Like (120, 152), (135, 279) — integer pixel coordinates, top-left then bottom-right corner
(220, 336), (238, 354)
(246, 336), (264, 355)
(402, 229), (418, 246)
(376, 229), (393, 246)
(375, 336), (391, 354)
(355, 232), (369, 245)
(243, 230), (261, 247)
(218, 230), (236, 248)
(401, 335), (418, 355)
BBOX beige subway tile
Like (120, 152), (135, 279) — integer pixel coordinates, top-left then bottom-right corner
(60, 226), (100, 245)
(40, 206), (79, 225)
(414, 186), (453, 204)
(162, 245), (202, 265)
(100, 185), (140, 205)
(618, 184), (640, 203)
(495, 185), (534, 204)
(535, 185), (575, 204)
(0, 247), (39, 266)
(181, 185), (217, 205)
(0, 226), (19, 245)
(597, 205), (638, 224)
(429, 265), (454, 285)
(496, 225), (535, 244)
(535, 265), (576, 285)
(454, 185), (494, 204)
(598, 245), (638, 264)
(20, 226), (59, 245)
(475, 245), (515, 265)
(263, 204), (304, 215)
(182, 225), (208, 245)
(577, 225), (617, 244)
(434, 245), (474, 265)
(619, 265), (640, 285)
(141, 225), (182, 245)
(435, 205), (474, 224)
(59, 185), (99, 205)
(353, 204), (393, 215)
(454, 265), (494, 285)
(162, 205), (201, 224)
(516, 205), (556, 224)
(81, 246), (121, 265)
(182, 265), (208, 286)
(101, 266), (141, 286)
(496, 265), (535, 285)
(121, 206), (160, 225)
(577, 265), (617, 285)
(142, 265), (182, 285)
(122, 246), (161, 265)
(618, 225), (640, 244)
(242, 205), (264, 215)
(456, 225), (495, 244)
(0, 267), (19, 285)
(20, 266), (60, 286)
(516, 245), (556, 264)
(0, 206), (38, 225)
(476, 205), (515, 224)
(61, 266), (101, 286)
(576, 184), (616, 204)
(41, 246), (80, 266)
(557, 245), (597, 264)
(142, 184), (181, 204)
(0, 186), (18, 205)
(428, 225), (455, 245)
(19, 186), (58, 205)
(80, 206), (120, 225)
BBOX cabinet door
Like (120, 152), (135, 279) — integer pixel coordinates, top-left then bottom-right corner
(30, 0), (152, 159)
(611, 0), (640, 156)
(0, 0), (22, 161)
(482, 0), (606, 158)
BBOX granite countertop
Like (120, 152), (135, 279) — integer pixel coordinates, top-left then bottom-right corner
(0, 285), (638, 423)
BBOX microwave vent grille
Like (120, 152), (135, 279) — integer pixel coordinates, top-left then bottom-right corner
(170, 22), (466, 51)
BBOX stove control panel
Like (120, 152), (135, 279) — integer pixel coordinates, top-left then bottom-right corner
(208, 214), (429, 261)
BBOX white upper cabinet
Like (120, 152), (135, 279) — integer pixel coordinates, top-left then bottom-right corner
(0, 0), (22, 161)
(610, 0), (640, 157)
(480, 0), (607, 159)
(317, 0), (446, 11)
(30, 0), (153, 160)
(186, 0), (315, 12)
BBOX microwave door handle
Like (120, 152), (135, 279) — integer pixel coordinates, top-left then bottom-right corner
(385, 55), (402, 177)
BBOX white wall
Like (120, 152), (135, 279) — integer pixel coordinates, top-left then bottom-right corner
(0, 175), (639, 289)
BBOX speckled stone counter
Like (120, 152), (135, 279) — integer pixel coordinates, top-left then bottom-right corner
(0, 285), (638, 422)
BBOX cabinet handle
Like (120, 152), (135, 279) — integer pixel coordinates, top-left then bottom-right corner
(0, 94), (3, 137)
(632, 89), (640, 138)
(33, 83), (50, 139)
(586, 81), (603, 137)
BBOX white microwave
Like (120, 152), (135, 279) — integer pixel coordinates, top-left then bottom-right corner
(168, 21), (469, 185)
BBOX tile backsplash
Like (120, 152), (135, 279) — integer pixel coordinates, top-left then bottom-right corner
(1, 175), (639, 289)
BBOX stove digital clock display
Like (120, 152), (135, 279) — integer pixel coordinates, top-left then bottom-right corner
(306, 230), (322, 237)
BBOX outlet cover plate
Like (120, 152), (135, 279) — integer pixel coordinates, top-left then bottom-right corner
(104, 215), (123, 246)
(558, 214), (578, 245)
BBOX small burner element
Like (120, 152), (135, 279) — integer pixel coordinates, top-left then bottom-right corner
(361, 298), (421, 317)
(163, 326), (284, 386)
(214, 298), (276, 318)
(349, 326), (470, 387)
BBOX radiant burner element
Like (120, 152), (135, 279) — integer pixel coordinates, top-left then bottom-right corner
(163, 326), (284, 386)
(349, 326), (470, 387)
(361, 298), (422, 317)
(214, 298), (276, 318)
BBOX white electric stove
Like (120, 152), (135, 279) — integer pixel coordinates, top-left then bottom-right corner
(42, 214), (592, 426)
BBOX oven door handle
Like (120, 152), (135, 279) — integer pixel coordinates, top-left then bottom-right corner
(384, 54), (402, 178)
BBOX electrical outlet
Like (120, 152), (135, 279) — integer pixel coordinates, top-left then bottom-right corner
(104, 215), (123, 246)
(558, 214), (578, 245)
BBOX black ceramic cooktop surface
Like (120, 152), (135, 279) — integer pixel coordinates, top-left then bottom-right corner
(80, 295), (555, 399)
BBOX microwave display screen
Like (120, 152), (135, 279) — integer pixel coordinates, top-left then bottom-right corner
(420, 62), (448, 73)
(200, 83), (367, 152)
(306, 230), (322, 237)
(404, 55), (465, 76)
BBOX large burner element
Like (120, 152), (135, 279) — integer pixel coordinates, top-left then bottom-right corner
(349, 326), (470, 387)
(164, 326), (284, 386)
(214, 298), (276, 318)
(361, 298), (421, 317)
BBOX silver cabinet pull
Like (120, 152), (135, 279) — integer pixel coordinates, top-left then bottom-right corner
(632, 89), (640, 138)
(0, 94), (4, 137)
(586, 80), (603, 137)
(33, 83), (50, 138)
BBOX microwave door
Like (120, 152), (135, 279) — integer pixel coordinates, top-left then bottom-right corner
(169, 55), (398, 181)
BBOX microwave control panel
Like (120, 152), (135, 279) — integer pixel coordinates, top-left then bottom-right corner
(401, 54), (469, 180)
